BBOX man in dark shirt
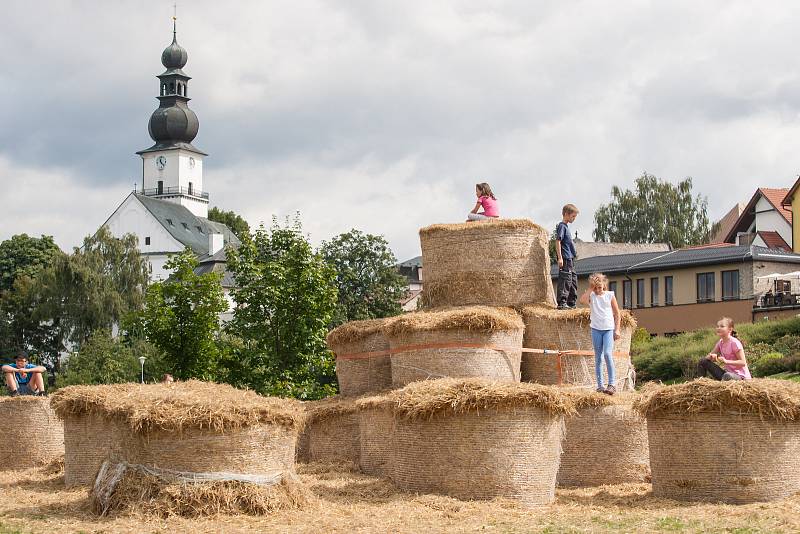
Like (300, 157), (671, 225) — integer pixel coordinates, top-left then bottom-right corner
(2, 351), (46, 396)
(555, 204), (579, 309)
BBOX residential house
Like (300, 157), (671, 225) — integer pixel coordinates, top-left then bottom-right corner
(398, 256), (423, 311)
(709, 203), (745, 244)
(724, 188), (792, 251)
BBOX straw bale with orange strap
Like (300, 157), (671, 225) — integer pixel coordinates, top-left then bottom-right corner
(519, 305), (636, 389)
(327, 318), (393, 397)
(419, 219), (556, 308)
(385, 306), (524, 387)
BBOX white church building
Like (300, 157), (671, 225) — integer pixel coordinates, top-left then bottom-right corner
(102, 23), (240, 298)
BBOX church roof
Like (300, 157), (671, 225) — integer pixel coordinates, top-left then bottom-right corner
(195, 248), (236, 288)
(134, 193), (241, 255)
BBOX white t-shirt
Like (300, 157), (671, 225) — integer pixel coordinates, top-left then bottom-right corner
(589, 291), (616, 331)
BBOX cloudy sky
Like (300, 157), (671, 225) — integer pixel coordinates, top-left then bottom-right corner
(3, 1), (800, 261)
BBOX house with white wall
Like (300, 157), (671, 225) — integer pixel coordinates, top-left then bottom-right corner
(724, 188), (792, 251)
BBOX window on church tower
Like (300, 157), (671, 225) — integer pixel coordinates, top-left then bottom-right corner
(145, 237), (150, 246)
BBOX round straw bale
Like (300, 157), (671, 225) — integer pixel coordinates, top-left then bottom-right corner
(419, 219), (556, 308)
(634, 379), (800, 503)
(557, 392), (649, 487)
(386, 306), (524, 387)
(62, 413), (130, 487)
(520, 305), (636, 390)
(0, 397), (64, 470)
(355, 396), (395, 477)
(388, 379), (573, 505)
(327, 318), (393, 397)
(302, 396), (360, 464)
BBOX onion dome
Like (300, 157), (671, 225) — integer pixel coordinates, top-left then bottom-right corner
(161, 34), (188, 70)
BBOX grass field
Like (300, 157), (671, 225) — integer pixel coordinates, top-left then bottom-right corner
(1, 462), (799, 533)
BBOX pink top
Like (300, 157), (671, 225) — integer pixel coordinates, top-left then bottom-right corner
(713, 337), (751, 379)
(479, 195), (499, 217)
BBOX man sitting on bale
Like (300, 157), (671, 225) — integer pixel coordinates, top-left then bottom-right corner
(2, 351), (47, 397)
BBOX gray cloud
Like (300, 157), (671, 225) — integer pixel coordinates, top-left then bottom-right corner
(3, 1), (800, 261)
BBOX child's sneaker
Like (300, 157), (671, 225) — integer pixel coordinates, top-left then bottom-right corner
(604, 385), (617, 396)
(9, 390), (19, 397)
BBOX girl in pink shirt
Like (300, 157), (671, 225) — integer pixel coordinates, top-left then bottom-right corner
(697, 317), (752, 381)
(467, 183), (499, 222)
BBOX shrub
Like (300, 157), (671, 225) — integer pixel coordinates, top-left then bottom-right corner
(750, 352), (786, 377)
(772, 335), (800, 358)
(631, 327), (652, 350)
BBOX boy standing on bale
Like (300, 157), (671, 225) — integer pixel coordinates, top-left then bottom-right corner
(3, 351), (47, 396)
(556, 204), (579, 309)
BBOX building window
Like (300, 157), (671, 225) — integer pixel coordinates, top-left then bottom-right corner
(145, 236), (150, 246)
(722, 270), (740, 300)
(651, 277), (659, 306)
(181, 222), (190, 231)
(665, 276), (673, 306)
(196, 225), (204, 233)
(157, 180), (164, 194)
(166, 218), (174, 226)
(609, 281), (618, 299)
(636, 279), (645, 308)
(188, 182), (193, 195)
(623, 280), (632, 309)
(697, 272), (715, 303)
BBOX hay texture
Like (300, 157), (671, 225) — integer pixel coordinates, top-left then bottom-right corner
(634, 379), (800, 503)
(90, 461), (307, 517)
(389, 379), (572, 506)
(355, 395), (395, 477)
(0, 397), (64, 470)
(557, 391), (649, 487)
(327, 318), (393, 397)
(419, 219), (556, 308)
(520, 305), (636, 390)
(51, 381), (303, 487)
(300, 396), (360, 464)
(386, 306), (524, 387)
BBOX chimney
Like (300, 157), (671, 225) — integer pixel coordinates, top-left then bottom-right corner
(208, 233), (224, 255)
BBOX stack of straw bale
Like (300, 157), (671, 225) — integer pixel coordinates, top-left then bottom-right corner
(419, 219), (556, 308)
(0, 397), (64, 469)
(386, 306), (524, 387)
(327, 318), (393, 397)
(634, 379), (800, 503)
(520, 305), (637, 390)
(298, 396), (360, 464)
(557, 390), (649, 487)
(51, 381), (304, 489)
(388, 378), (573, 506)
(355, 394), (395, 477)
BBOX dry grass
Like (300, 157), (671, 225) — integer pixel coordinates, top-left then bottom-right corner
(419, 218), (545, 236)
(3, 461), (800, 533)
(387, 378), (575, 420)
(50, 380), (304, 433)
(633, 378), (800, 421)
(385, 306), (523, 335)
(561, 387), (640, 409)
(326, 317), (391, 346)
(520, 303), (638, 329)
(302, 395), (360, 423)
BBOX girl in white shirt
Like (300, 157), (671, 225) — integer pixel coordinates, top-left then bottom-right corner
(579, 273), (622, 395)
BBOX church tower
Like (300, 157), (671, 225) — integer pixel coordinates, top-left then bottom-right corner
(136, 20), (208, 218)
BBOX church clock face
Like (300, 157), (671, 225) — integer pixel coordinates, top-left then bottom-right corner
(156, 155), (167, 170)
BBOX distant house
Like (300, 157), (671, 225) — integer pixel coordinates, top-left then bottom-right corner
(398, 256), (423, 311)
(724, 188), (792, 251)
(710, 203), (745, 244)
(553, 244), (800, 335)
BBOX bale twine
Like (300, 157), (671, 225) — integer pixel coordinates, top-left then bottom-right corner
(303, 396), (360, 464)
(389, 379), (574, 506)
(0, 397), (64, 470)
(520, 305), (636, 390)
(634, 379), (800, 503)
(327, 318), (393, 397)
(386, 306), (524, 388)
(51, 381), (304, 487)
(419, 219), (556, 308)
(557, 393), (649, 487)
(356, 396), (395, 477)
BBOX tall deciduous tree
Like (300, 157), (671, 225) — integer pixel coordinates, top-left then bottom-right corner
(320, 229), (406, 326)
(593, 174), (710, 248)
(0, 234), (60, 292)
(140, 250), (227, 380)
(208, 207), (251, 241)
(226, 216), (338, 399)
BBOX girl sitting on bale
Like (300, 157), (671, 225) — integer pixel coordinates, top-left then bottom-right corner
(697, 317), (751, 381)
(579, 273), (621, 395)
(466, 182), (499, 221)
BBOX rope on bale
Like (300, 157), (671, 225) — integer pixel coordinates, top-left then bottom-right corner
(92, 460), (285, 516)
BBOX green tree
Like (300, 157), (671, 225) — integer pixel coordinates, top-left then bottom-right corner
(34, 227), (150, 348)
(320, 229), (406, 326)
(56, 329), (166, 387)
(593, 173), (710, 248)
(140, 250), (227, 380)
(0, 234), (61, 292)
(208, 207), (251, 242)
(226, 215), (338, 399)
(0, 275), (61, 367)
